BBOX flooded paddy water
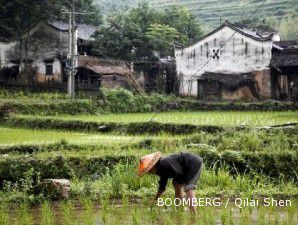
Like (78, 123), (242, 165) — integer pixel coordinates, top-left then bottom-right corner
(4, 200), (298, 225)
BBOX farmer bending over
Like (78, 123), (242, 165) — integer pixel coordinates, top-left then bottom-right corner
(138, 152), (203, 212)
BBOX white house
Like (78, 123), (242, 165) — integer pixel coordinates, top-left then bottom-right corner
(0, 40), (16, 69)
(175, 21), (280, 100)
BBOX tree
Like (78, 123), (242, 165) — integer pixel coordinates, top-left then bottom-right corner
(146, 23), (187, 57)
(279, 14), (298, 40)
(91, 3), (203, 60)
(161, 6), (203, 45)
(0, 0), (102, 41)
(237, 17), (274, 32)
(0, 0), (102, 78)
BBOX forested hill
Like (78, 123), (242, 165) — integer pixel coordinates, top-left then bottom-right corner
(95, 0), (298, 35)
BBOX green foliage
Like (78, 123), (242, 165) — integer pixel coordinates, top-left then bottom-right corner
(279, 13), (298, 39)
(91, 3), (202, 59)
(161, 6), (203, 45)
(238, 17), (275, 32)
(0, 89), (69, 100)
(0, 0), (102, 41)
(146, 23), (187, 56)
(1, 88), (298, 115)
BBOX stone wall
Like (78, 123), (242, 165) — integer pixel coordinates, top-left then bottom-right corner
(253, 70), (271, 99)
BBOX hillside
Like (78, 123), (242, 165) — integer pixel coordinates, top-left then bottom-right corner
(94, 0), (298, 37)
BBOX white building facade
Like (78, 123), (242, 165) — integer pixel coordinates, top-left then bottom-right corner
(175, 21), (279, 99)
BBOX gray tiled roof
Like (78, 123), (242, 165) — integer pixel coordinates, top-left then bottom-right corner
(271, 49), (298, 67)
(48, 21), (97, 40)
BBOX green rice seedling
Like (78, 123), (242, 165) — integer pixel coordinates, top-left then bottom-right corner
(100, 195), (110, 224)
(200, 206), (214, 225)
(267, 204), (276, 223)
(163, 212), (173, 225)
(81, 198), (94, 225)
(270, 205), (279, 225)
(40, 201), (54, 225)
(257, 205), (266, 225)
(197, 205), (207, 225)
(0, 203), (9, 225)
(60, 200), (76, 225)
(285, 200), (296, 225)
(148, 206), (158, 224)
(17, 203), (32, 225)
(239, 208), (250, 225)
(221, 207), (231, 225)
(132, 208), (141, 225)
(121, 192), (129, 209)
(228, 208), (234, 225)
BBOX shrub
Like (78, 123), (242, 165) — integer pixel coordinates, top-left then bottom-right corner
(2, 88), (297, 115)
(0, 104), (13, 121)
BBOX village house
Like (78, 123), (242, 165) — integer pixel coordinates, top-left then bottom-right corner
(0, 21), (176, 94)
(175, 21), (281, 101)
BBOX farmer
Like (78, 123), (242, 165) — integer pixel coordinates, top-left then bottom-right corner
(138, 152), (203, 212)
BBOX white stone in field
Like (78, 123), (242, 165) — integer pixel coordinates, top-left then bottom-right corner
(40, 179), (71, 198)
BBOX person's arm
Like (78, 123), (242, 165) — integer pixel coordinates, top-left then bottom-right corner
(154, 176), (168, 200)
(154, 189), (164, 200)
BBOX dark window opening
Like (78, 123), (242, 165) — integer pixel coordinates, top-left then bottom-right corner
(45, 64), (53, 75)
(261, 47), (265, 54)
(245, 42), (248, 54)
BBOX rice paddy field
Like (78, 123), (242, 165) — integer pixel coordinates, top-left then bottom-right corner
(21, 111), (298, 127)
(0, 92), (298, 224)
(0, 127), (150, 146)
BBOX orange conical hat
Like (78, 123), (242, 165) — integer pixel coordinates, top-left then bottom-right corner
(138, 152), (162, 177)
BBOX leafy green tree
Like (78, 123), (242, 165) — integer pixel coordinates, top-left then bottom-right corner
(91, 3), (202, 60)
(91, 13), (141, 60)
(161, 6), (203, 45)
(0, 0), (102, 41)
(279, 14), (298, 40)
(146, 23), (187, 57)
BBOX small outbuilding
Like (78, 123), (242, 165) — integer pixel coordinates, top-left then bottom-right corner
(270, 41), (298, 101)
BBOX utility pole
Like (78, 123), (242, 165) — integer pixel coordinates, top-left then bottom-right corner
(62, 0), (78, 98)
(70, 0), (77, 98)
(62, 1), (93, 98)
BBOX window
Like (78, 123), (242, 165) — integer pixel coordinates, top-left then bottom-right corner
(45, 64), (53, 75)
(245, 42), (248, 54)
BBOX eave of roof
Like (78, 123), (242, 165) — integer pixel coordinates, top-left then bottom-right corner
(197, 71), (255, 90)
(273, 40), (298, 50)
(47, 21), (97, 41)
(178, 20), (274, 50)
(271, 49), (298, 67)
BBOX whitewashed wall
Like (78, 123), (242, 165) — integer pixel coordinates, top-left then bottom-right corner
(0, 42), (16, 68)
(32, 59), (61, 74)
(175, 26), (273, 96)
